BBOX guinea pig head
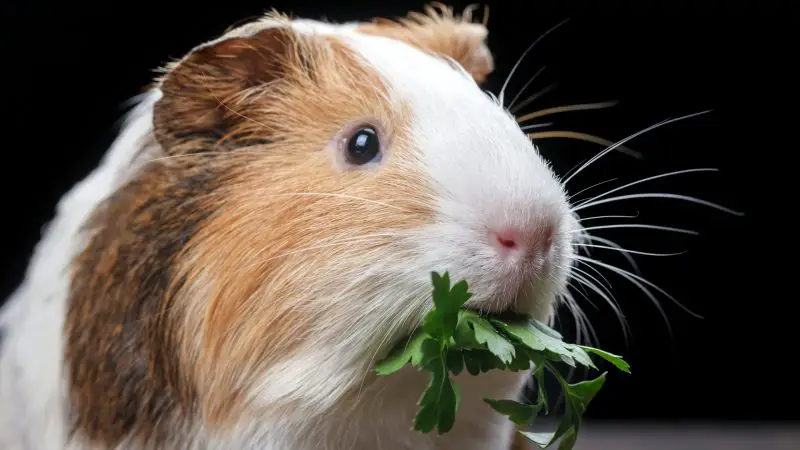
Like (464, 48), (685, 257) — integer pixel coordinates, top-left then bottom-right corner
(64, 6), (579, 446)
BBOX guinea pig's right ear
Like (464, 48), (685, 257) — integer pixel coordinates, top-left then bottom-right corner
(152, 23), (296, 154)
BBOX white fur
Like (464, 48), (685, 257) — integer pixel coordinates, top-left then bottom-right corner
(0, 16), (577, 450)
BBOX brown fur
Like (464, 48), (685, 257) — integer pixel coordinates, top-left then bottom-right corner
(357, 3), (495, 84)
(65, 139), (222, 446)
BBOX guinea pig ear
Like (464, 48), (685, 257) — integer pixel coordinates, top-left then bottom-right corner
(357, 3), (494, 84)
(152, 22), (297, 153)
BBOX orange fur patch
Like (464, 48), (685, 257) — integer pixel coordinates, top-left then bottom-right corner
(357, 3), (495, 83)
(66, 14), (438, 445)
(157, 22), (435, 425)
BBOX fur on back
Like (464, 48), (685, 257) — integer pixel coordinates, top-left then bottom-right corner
(0, 93), (162, 449)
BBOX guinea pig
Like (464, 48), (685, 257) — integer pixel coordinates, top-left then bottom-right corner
(1, 4), (604, 450)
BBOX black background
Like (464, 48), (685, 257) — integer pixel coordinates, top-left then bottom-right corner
(1, 0), (795, 423)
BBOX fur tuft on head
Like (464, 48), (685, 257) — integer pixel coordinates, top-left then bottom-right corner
(357, 3), (495, 83)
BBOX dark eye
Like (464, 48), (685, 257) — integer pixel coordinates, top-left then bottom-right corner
(345, 127), (381, 165)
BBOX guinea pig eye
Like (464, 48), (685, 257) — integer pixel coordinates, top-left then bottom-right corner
(345, 126), (381, 165)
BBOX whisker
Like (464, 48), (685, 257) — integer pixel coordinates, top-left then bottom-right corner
(507, 65), (548, 112)
(561, 290), (599, 346)
(520, 122), (553, 131)
(575, 254), (703, 320)
(577, 214), (639, 222)
(580, 234), (642, 274)
(562, 110), (713, 186)
(577, 223), (698, 235)
(573, 192), (745, 216)
(568, 178), (619, 202)
(498, 18), (570, 105)
(570, 267), (630, 344)
(574, 243), (686, 257)
(569, 272), (611, 312)
(516, 101), (618, 123)
(571, 262), (619, 306)
(574, 168), (720, 208)
(567, 278), (597, 310)
(509, 82), (558, 115)
(573, 264), (626, 312)
(551, 299), (563, 330)
(560, 156), (589, 184)
(559, 263), (597, 310)
(571, 261), (614, 295)
(269, 192), (414, 213)
(555, 289), (596, 405)
(575, 256), (677, 345)
(257, 236), (397, 265)
(529, 130), (642, 159)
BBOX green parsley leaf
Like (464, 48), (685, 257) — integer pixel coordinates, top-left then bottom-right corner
(532, 366), (607, 449)
(564, 372), (607, 418)
(461, 312), (516, 364)
(577, 345), (631, 373)
(423, 272), (472, 343)
(374, 272), (630, 450)
(520, 431), (557, 447)
(484, 399), (543, 425)
(446, 349), (464, 375)
(374, 332), (431, 376)
(493, 319), (594, 370)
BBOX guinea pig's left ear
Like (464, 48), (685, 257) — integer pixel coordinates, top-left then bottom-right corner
(152, 19), (302, 153)
(357, 3), (494, 84)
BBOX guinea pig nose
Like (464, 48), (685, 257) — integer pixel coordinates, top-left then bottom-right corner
(488, 222), (556, 259)
(491, 228), (519, 250)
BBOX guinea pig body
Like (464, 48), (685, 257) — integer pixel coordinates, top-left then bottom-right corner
(0, 6), (579, 450)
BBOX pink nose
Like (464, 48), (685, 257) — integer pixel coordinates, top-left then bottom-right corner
(488, 224), (555, 258)
(492, 229), (520, 250)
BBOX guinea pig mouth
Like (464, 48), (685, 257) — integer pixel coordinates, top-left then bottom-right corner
(459, 282), (542, 318)
(461, 300), (520, 317)
(461, 304), (530, 324)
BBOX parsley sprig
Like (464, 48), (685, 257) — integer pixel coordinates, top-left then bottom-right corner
(375, 272), (630, 449)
